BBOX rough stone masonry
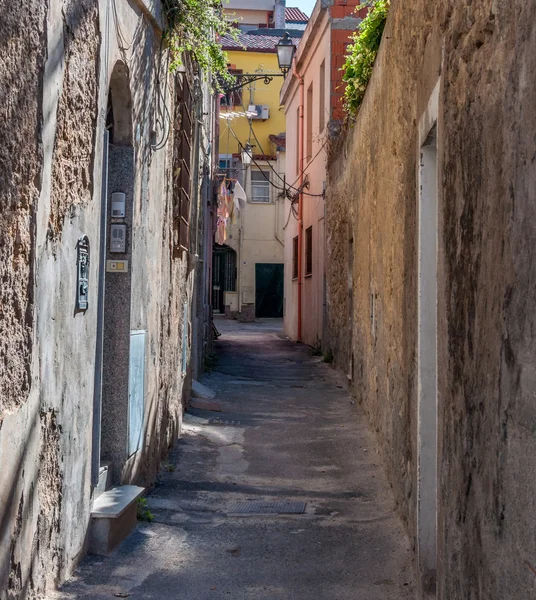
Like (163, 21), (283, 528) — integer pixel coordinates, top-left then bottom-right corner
(325, 0), (536, 598)
(0, 0), (208, 597)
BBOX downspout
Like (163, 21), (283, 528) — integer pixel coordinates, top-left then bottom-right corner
(295, 63), (304, 342)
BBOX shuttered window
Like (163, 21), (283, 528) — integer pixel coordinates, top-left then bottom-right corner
(305, 226), (312, 276)
(292, 236), (298, 279)
(173, 71), (193, 255)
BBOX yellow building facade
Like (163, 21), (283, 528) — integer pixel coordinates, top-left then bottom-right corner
(215, 23), (302, 319)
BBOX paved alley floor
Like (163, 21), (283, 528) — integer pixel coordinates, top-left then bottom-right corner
(56, 319), (415, 600)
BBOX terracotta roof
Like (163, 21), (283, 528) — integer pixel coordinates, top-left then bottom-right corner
(222, 31), (302, 52)
(285, 7), (309, 22)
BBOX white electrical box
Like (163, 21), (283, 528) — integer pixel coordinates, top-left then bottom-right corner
(111, 192), (126, 218)
(110, 224), (127, 253)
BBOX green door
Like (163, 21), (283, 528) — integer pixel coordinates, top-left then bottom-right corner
(255, 263), (284, 318)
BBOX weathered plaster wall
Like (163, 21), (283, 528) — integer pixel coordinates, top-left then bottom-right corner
(326, 0), (536, 598)
(49, 0), (100, 239)
(0, 0), (47, 415)
(0, 0), (207, 596)
(1, 0), (101, 595)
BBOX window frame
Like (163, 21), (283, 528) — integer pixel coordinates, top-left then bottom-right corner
(319, 60), (326, 133)
(250, 168), (271, 203)
(221, 68), (243, 107)
(305, 226), (313, 277)
(218, 154), (233, 172)
(292, 236), (299, 280)
(306, 83), (313, 163)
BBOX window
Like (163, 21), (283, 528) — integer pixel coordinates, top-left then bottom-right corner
(306, 83), (313, 162)
(305, 226), (312, 276)
(292, 236), (299, 279)
(220, 69), (243, 106)
(219, 154), (232, 172)
(319, 60), (326, 133)
(251, 169), (271, 203)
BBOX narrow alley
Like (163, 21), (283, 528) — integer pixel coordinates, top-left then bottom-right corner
(55, 320), (414, 600)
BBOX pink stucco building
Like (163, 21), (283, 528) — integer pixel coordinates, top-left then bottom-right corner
(280, 0), (365, 346)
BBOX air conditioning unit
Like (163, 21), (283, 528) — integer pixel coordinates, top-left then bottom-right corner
(247, 104), (270, 120)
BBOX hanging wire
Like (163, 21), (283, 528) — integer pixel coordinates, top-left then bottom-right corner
(226, 122), (324, 199)
(236, 98), (326, 197)
(152, 42), (173, 151)
(111, 0), (144, 58)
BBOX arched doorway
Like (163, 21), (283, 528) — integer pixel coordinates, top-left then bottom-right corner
(94, 61), (140, 488)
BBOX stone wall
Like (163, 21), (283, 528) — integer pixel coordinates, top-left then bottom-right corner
(0, 0), (212, 596)
(325, 1), (536, 598)
(0, 0), (47, 416)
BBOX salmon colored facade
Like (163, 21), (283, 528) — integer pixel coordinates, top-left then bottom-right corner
(281, 0), (364, 346)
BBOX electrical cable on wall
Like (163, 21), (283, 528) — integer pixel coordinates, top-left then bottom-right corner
(226, 122), (324, 199)
(239, 98), (329, 194)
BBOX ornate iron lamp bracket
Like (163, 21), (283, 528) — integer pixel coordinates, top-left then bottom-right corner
(222, 73), (285, 94)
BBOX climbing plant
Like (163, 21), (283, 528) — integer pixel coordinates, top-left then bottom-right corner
(341, 0), (390, 116)
(162, 0), (237, 85)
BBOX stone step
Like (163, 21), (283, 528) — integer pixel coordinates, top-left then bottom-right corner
(89, 485), (145, 555)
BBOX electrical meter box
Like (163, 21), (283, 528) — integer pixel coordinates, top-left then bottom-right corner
(110, 224), (127, 253)
(111, 192), (126, 218)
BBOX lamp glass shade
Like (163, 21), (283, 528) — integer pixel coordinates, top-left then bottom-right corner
(276, 33), (296, 72)
(241, 144), (252, 166)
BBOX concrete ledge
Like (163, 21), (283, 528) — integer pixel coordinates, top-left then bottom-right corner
(91, 485), (145, 519)
(89, 485), (145, 555)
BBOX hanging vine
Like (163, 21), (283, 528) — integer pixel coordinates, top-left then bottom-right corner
(162, 0), (237, 85)
(341, 0), (390, 116)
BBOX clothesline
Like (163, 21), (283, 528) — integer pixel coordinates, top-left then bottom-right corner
(215, 180), (248, 245)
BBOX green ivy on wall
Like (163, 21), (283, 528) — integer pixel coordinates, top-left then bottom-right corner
(342, 0), (390, 116)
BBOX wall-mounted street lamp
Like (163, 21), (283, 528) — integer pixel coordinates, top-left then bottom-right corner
(222, 33), (297, 94)
(276, 33), (296, 76)
(241, 142), (253, 166)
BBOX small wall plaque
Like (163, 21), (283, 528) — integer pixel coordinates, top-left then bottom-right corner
(106, 260), (129, 273)
(76, 235), (90, 311)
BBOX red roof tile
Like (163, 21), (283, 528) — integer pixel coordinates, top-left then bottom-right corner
(222, 32), (302, 52)
(285, 7), (309, 22)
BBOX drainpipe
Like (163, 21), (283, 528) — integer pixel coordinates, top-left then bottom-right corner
(294, 63), (304, 342)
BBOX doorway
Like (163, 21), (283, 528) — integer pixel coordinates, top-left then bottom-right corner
(212, 244), (237, 314)
(417, 82), (439, 597)
(255, 263), (284, 318)
(96, 61), (140, 486)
